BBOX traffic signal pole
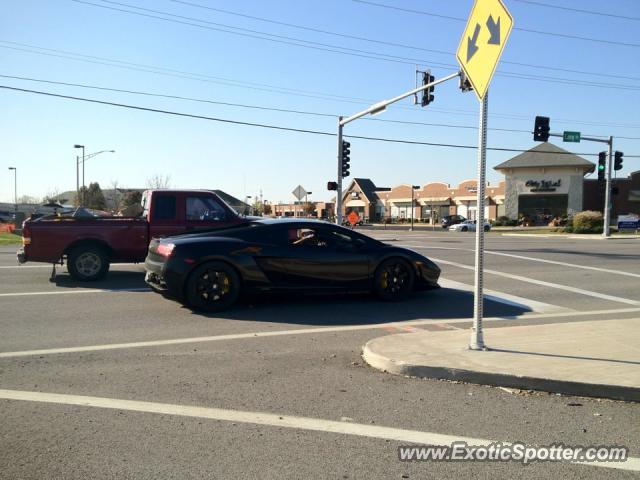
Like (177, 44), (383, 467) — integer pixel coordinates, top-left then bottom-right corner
(603, 136), (614, 237)
(335, 71), (461, 226)
(336, 117), (344, 225)
(535, 123), (615, 238)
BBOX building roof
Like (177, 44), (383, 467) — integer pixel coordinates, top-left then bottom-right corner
(342, 178), (382, 203)
(494, 143), (595, 172)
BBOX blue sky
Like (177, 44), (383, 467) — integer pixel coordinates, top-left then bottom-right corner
(1, 0), (639, 204)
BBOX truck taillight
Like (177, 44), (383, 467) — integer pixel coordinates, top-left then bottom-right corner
(22, 225), (31, 245)
(156, 243), (175, 258)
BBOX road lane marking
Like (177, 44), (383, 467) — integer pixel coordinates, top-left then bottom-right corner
(0, 287), (150, 297)
(431, 257), (640, 306)
(399, 244), (640, 279)
(2, 309), (640, 359)
(0, 389), (636, 472)
(438, 278), (572, 314)
(0, 263), (144, 270)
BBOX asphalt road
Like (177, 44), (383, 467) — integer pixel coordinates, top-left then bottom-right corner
(1, 230), (639, 479)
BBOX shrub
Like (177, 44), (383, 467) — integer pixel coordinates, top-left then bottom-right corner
(572, 211), (603, 234)
(492, 216), (518, 226)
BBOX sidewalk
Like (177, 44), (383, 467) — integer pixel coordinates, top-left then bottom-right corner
(362, 318), (640, 402)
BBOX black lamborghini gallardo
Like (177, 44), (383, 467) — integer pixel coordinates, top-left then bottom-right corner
(144, 219), (440, 312)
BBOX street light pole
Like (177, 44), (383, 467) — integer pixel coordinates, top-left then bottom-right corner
(74, 145), (85, 205)
(8, 167), (17, 213)
(305, 191), (313, 218)
(410, 186), (419, 231)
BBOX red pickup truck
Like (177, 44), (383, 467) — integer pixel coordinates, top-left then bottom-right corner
(18, 190), (248, 281)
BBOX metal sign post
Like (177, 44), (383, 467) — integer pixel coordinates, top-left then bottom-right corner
(456, 0), (513, 350)
(470, 92), (489, 350)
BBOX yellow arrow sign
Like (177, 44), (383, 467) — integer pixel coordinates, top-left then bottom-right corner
(456, 0), (513, 101)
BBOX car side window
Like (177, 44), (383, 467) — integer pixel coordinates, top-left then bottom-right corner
(288, 228), (330, 248)
(186, 197), (227, 222)
(152, 195), (176, 220)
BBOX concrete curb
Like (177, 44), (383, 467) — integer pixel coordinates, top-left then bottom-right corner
(362, 342), (640, 403)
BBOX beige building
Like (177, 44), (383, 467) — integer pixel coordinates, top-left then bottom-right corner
(341, 178), (505, 223)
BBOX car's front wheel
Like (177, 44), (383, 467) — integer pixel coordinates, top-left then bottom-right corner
(373, 258), (415, 301)
(461, 226), (468, 232)
(185, 261), (241, 312)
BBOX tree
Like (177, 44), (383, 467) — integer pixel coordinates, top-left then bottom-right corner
(44, 188), (62, 204)
(263, 203), (272, 216)
(75, 182), (107, 210)
(302, 202), (316, 217)
(121, 190), (142, 209)
(106, 179), (122, 212)
(146, 174), (171, 189)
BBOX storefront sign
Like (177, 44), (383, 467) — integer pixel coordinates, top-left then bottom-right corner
(525, 179), (562, 192)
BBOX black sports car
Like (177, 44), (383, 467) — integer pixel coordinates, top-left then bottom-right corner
(144, 219), (440, 312)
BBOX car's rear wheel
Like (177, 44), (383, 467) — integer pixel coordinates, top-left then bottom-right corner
(373, 258), (415, 301)
(185, 261), (241, 312)
(484, 225), (490, 232)
(67, 245), (110, 281)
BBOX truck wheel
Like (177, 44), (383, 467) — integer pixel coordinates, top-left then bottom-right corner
(185, 261), (241, 312)
(67, 246), (110, 281)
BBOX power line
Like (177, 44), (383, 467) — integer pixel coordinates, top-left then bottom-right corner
(6, 74), (640, 140)
(4, 40), (640, 131)
(0, 73), (533, 134)
(169, 0), (640, 82)
(2, 84), (639, 157)
(513, 0), (640, 22)
(69, 0), (640, 91)
(5, 40), (640, 132)
(352, 0), (640, 48)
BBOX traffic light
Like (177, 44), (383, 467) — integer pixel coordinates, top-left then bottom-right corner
(614, 151), (624, 171)
(597, 151), (607, 183)
(533, 116), (550, 142)
(341, 141), (350, 178)
(459, 70), (473, 93)
(327, 181), (338, 191)
(421, 71), (435, 106)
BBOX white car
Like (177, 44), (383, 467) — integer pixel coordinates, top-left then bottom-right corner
(449, 220), (491, 232)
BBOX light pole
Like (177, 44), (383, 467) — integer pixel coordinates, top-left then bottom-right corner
(74, 146), (115, 206)
(8, 167), (17, 213)
(410, 185), (420, 231)
(305, 191), (313, 218)
(245, 196), (252, 216)
(74, 145), (85, 205)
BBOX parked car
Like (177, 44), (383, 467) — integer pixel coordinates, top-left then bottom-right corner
(17, 190), (248, 281)
(144, 218), (441, 312)
(449, 220), (491, 232)
(441, 214), (466, 229)
(0, 210), (15, 223)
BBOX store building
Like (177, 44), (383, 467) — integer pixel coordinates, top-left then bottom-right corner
(494, 142), (594, 221)
(341, 178), (505, 223)
(337, 143), (637, 224)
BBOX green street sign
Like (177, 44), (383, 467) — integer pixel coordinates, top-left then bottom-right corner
(563, 131), (581, 143)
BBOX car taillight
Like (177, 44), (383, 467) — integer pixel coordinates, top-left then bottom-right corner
(156, 243), (175, 258)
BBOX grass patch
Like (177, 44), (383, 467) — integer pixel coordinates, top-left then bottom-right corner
(0, 232), (21, 245)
